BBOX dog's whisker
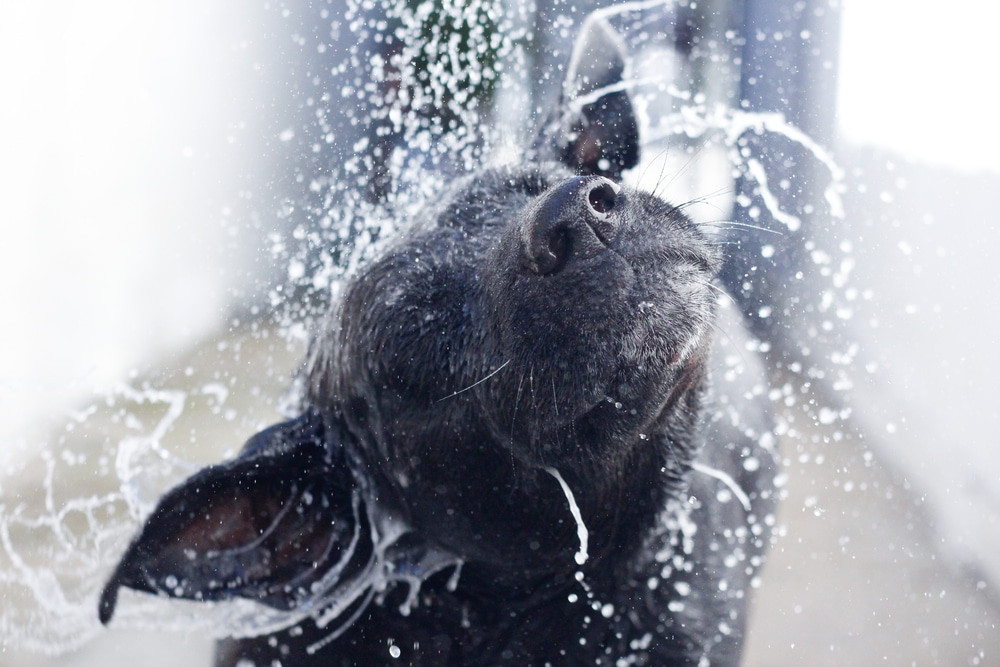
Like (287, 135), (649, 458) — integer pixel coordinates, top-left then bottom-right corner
(435, 360), (511, 403)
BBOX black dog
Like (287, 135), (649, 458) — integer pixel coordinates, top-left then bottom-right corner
(99, 17), (777, 667)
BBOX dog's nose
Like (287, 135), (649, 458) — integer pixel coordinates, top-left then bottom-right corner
(522, 176), (621, 275)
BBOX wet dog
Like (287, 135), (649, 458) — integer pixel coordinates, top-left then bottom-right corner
(99, 17), (777, 667)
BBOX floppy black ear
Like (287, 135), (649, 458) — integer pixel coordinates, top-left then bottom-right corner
(98, 411), (370, 624)
(533, 15), (640, 181)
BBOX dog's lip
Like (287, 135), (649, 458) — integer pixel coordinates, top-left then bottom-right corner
(655, 352), (705, 416)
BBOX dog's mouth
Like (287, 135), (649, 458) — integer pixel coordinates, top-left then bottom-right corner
(484, 342), (707, 472)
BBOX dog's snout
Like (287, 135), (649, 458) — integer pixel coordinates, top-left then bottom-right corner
(523, 176), (622, 275)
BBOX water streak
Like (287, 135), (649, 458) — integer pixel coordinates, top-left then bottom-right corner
(544, 467), (589, 566)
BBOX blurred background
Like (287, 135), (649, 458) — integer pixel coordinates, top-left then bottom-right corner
(1, 0), (998, 665)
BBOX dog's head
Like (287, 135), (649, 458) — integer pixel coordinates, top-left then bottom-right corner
(99, 16), (719, 628)
(315, 164), (718, 479)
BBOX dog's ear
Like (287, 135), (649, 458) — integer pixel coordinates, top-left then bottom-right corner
(98, 411), (369, 624)
(533, 16), (640, 181)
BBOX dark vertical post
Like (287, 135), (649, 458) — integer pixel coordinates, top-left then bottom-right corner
(719, 0), (842, 345)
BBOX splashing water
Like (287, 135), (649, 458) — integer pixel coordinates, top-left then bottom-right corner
(544, 466), (589, 567)
(1, 384), (200, 654)
(302, 504), (463, 656)
(691, 462), (751, 512)
(0, 0), (858, 657)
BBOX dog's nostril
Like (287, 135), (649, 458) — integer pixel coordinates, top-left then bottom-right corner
(584, 178), (621, 246)
(538, 226), (571, 275)
(587, 181), (618, 217)
(522, 175), (622, 275)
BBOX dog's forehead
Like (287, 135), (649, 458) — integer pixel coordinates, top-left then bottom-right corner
(429, 166), (558, 231)
(376, 167), (557, 281)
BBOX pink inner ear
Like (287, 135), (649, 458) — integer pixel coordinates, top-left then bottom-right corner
(170, 482), (319, 561)
(100, 417), (371, 623)
(173, 492), (262, 553)
(574, 133), (603, 173)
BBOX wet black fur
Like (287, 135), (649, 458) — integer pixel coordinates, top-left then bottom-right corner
(99, 16), (777, 667)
